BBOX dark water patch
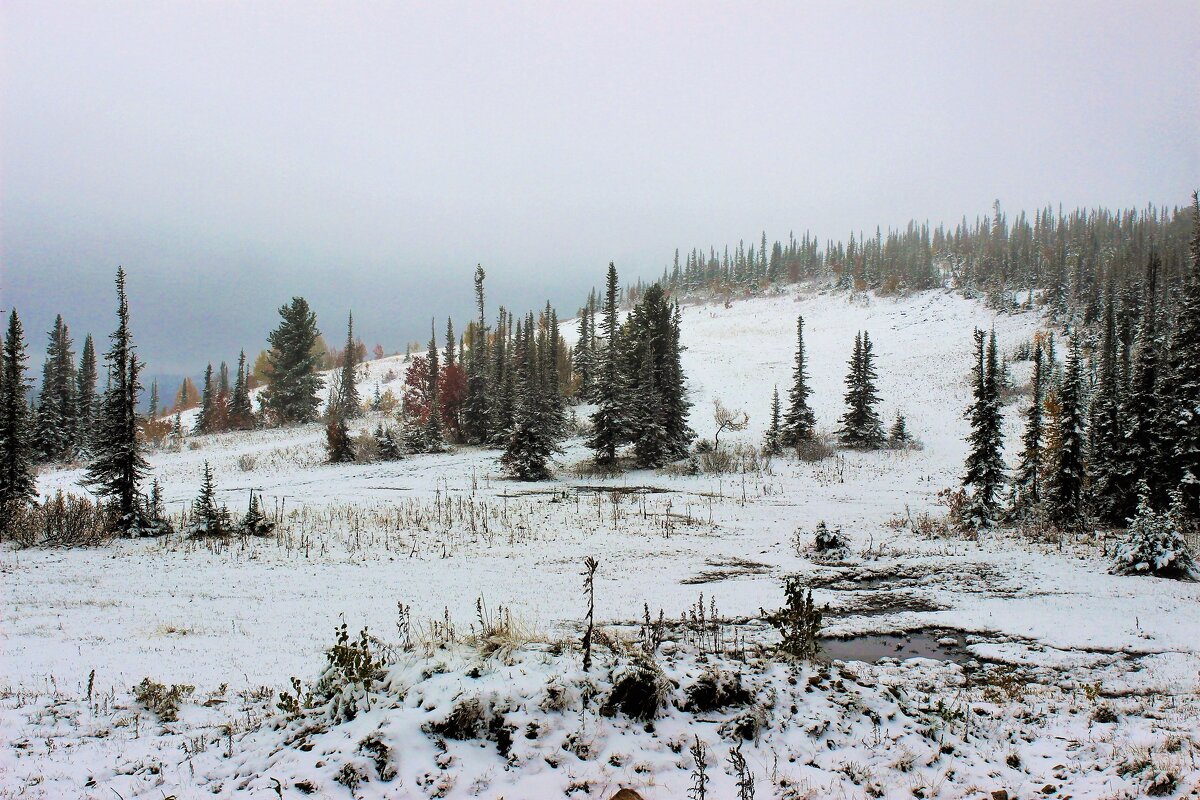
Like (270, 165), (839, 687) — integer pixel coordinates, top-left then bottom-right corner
(821, 629), (976, 664)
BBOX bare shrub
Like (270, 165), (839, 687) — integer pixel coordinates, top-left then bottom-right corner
(6, 492), (118, 548)
(795, 434), (836, 462)
(133, 677), (194, 722)
(236, 454), (257, 472)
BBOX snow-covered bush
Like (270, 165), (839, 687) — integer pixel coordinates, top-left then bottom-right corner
(601, 652), (672, 721)
(1110, 488), (1199, 581)
(309, 623), (386, 723)
(683, 666), (752, 712)
(133, 677), (194, 723)
(812, 520), (850, 559)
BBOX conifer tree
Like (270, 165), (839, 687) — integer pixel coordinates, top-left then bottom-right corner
(462, 265), (492, 445)
(763, 386), (783, 455)
(961, 329), (1005, 527)
(574, 302), (595, 401)
(335, 312), (362, 419)
(632, 343), (668, 468)
(326, 414), (355, 463)
(84, 267), (149, 534)
(889, 413), (909, 447)
(374, 423), (403, 460)
(189, 461), (228, 535)
(1087, 291), (1127, 523)
(34, 314), (78, 462)
(196, 364), (215, 434)
(1162, 192), (1200, 519)
(489, 309), (515, 445)
(1045, 335), (1086, 527)
(588, 264), (627, 465)
(661, 300), (694, 459)
(1011, 341), (1045, 514)
(423, 320), (444, 452)
(262, 297), (323, 425)
(621, 283), (692, 467)
(229, 350), (254, 429)
(780, 315), (816, 447)
(0, 310), (36, 525)
(1119, 254), (1165, 514)
(75, 334), (98, 454)
(503, 312), (561, 480)
(837, 331), (885, 448)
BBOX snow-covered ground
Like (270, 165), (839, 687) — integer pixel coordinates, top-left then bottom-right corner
(4, 287), (1199, 798)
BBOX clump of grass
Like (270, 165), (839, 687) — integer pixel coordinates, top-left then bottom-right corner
(132, 677), (194, 722)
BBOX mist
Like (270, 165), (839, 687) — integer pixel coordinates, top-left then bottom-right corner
(2, 1), (1197, 382)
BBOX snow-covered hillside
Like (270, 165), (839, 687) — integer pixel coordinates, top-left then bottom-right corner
(5, 287), (1200, 799)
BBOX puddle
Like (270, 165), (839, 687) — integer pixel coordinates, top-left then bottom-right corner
(820, 629), (975, 664)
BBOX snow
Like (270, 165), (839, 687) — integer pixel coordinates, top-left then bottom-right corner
(5, 286), (1200, 798)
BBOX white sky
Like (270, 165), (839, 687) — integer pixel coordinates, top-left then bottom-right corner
(2, 1), (1197, 376)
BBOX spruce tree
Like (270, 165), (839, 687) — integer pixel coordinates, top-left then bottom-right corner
(1162, 192), (1200, 519)
(837, 331), (885, 449)
(503, 312), (560, 480)
(780, 315), (816, 447)
(1011, 341), (1045, 515)
(196, 364), (215, 434)
(34, 314), (78, 462)
(262, 297), (323, 425)
(661, 300), (694, 459)
(189, 461), (228, 535)
(229, 350), (254, 429)
(621, 284), (692, 467)
(1045, 335), (1086, 527)
(888, 413), (909, 447)
(489, 309), (515, 446)
(574, 302), (595, 401)
(1087, 292), (1127, 523)
(461, 265), (492, 445)
(763, 386), (783, 455)
(423, 320), (444, 452)
(84, 268), (149, 534)
(0, 310), (36, 525)
(326, 414), (355, 463)
(588, 264), (627, 465)
(335, 312), (361, 419)
(75, 334), (98, 454)
(961, 329), (1005, 527)
(1119, 254), (1165, 514)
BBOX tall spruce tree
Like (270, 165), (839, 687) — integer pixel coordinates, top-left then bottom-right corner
(262, 297), (322, 424)
(1010, 341), (1045, 515)
(462, 265), (492, 445)
(780, 315), (816, 447)
(196, 364), (216, 434)
(1087, 290), (1127, 523)
(423, 320), (444, 452)
(1162, 192), (1200, 518)
(84, 268), (149, 534)
(574, 302), (595, 401)
(1119, 254), (1165, 514)
(34, 314), (77, 462)
(75, 334), (98, 454)
(961, 329), (1005, 527)
(503, 312), (561, 479)
(489, 308), (514, 445)
(0, 310), (36, 524)
(763, 386), (783, 455)
(588, 264), (628, 465)
(837, 331), (885, 448)
(621, 283), (692, 467)
(229, 350), (254, 429)
(336, 312), (362, 419)
(1045, 335), (1086, 527)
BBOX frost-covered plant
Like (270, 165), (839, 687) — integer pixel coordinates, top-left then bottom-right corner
(812, 520), (850, 559)
(761, 576), (822, 661)
(601, 652), (672, 721)
(683, 666), (752, 712)
(1110, 484), (1199, 580)
(133, 677), (194, 722)
(310, 623), (386, 722)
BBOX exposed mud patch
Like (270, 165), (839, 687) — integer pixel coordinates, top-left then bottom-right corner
(682, 557), (773, 585)
(824, 590), (948, 618)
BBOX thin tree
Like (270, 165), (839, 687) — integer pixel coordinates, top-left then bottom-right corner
(780, 315), (816, 446)
(75, 334), (98, 454)
(1045, 334), (1086, 527)
(335, 312), (362, 419)
(462, 265), (491, 445)
(0, 310), (36, 525)
(34, 314), (77, 462)
(423, 320), (444, 452)
(588, 263), (628, 465)
(84, 268), (149, 534)
(763, 386), (783, 455)
(1010, 341), (1045, 515)
(196, 364), (215, 434)
(1087, 291), (1126, 523)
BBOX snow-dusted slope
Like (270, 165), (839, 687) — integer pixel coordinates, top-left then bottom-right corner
(6, 287), (1200, 799)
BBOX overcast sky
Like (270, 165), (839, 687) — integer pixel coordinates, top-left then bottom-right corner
(2, 1), (1198, 383)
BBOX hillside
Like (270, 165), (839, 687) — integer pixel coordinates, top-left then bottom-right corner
(6, 287), (1200, 799)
